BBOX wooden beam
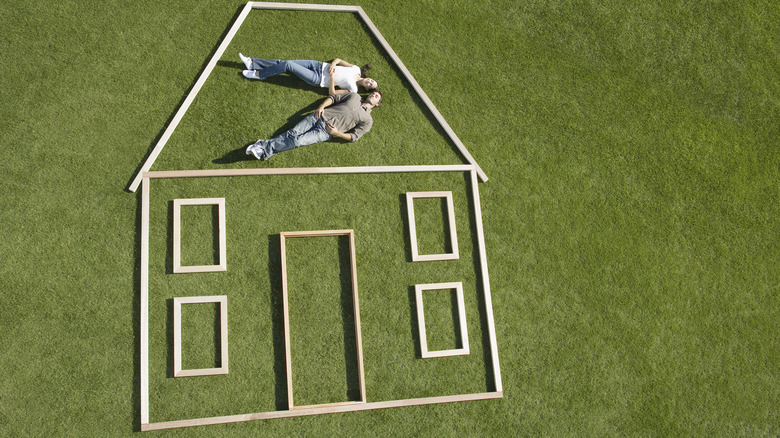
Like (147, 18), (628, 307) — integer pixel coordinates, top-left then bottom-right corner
(470, 170), (502, 392)
(141, 391), (503, 431)
(140, 178), (150, 424)
(279, 233), (293, 408)
(143, 165), (475, 179)
(249, 1), (360, 12)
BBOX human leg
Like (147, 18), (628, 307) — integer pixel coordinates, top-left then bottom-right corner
(255, 114), (330, 159)
(251, 60), (323, 86)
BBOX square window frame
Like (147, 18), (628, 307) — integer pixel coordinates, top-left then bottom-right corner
(173, 295), (229, 377)
(172, 198), (227, 273)
(415, 282), (470, 358)
(406, 191), (459, 261)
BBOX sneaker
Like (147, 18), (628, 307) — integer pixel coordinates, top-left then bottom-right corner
(242, 69), (259, 80)
(239, 53), (252, 69)
(250, 143), (266, 160)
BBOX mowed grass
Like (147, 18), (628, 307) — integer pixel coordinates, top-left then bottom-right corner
(0, 0), (777, 436)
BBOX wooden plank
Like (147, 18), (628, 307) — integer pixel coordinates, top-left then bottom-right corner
(142, 392), (503, 431)
(470, 170), (502, 392)
(140, 178), (150, 425)
(290, 401), (363, 411)
(249, 1), (360, 12)
(280, 230), (354, 238)
(279, 233), (294, 408)
(354, 7), (488, 183)
(128, 2), (254, 192)
(143, 165), (475, 179)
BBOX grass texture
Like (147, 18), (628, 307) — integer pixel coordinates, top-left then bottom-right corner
(0, 0), (777, 436)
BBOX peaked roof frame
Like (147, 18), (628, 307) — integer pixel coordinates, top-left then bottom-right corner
(127, 1), (488, 193)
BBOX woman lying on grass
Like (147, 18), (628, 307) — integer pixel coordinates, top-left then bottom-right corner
(239, 54), (378, 94)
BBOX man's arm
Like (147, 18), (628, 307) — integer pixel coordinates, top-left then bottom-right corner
(315, 96), (335, 119)
(325, 124), (352, 141)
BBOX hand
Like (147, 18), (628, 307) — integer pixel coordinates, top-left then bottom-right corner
(325, 123), (340, 135)
(315, 108), (324, 119)
(329, 58), (340, 74)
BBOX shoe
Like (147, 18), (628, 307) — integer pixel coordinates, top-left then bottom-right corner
(249, 142), (266, 160)
(242, 69), (259, 80)
(239, 53), (252, 69)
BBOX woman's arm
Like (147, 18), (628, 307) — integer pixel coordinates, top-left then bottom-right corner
(327, 58), (355, 74)
(331, 58), (355, 67)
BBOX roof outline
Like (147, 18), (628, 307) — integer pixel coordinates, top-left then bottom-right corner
(127, 1), (488, 193)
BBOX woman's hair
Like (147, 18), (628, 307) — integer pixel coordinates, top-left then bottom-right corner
(360, 63), (372, 78)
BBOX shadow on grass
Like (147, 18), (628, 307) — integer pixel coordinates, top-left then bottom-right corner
(399, 194), (413, 262)
(451, 288), (464, 349)
(212, 144), (254, 164)
(267, 234), (288, 410)
(407, 286), (422, 358)
(338, 235), (362, 402)
(166, 299), (174, 377)
(166, 201), (173, 274)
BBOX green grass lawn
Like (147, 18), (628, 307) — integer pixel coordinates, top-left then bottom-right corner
(1, 0), (777, 436)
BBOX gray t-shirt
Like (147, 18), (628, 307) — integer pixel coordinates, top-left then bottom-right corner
(322, 93), (373, 142)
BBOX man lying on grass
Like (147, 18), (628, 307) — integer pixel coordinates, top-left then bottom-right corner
(246, 89), (382, 160)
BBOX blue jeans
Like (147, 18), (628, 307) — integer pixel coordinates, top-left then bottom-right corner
(253, 114), (330, 159)
(249, 58), (323, 86)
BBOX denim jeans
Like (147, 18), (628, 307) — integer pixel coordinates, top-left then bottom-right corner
(249, 58), (323, 86)
(254, 114), (330, 159)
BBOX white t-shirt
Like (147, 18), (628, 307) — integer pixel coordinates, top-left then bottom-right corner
(320, 63), (361, 92)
